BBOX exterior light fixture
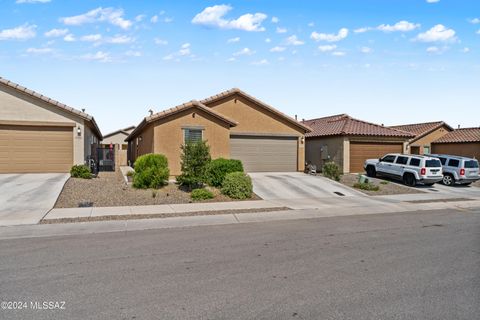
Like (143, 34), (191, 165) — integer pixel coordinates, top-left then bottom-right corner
(77, 126), (81, 136)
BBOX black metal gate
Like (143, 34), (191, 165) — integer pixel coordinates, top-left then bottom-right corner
(97, 147), (115, 172)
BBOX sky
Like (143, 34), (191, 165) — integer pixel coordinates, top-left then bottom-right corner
(1, 0), (479, 134)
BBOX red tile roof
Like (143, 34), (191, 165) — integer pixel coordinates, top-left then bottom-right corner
(389, 121), (453, 141)
(432, 128), (480, 143)
(303, 114), (414, 138)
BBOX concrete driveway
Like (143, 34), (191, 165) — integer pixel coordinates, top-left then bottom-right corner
(0, 173), (69, 226)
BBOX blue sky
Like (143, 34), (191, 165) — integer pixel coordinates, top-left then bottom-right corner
(1, 0), (479, 134)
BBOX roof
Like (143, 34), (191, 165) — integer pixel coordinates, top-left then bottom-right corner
(302, 114), (415, 138)
(103, 126), (136, 139)
(126, 100), (238, 141)
(0, 76), (103, 139)
(200, 88), (311, 133)
(432, 127), (480, 144)
(389, 121), (453, 143)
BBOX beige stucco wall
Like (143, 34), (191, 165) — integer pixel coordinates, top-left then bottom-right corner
(102, 130), (133, 146)
(407, 126), (450, 154)
(305, 136), (346, 172)
(0, 84), (98, 165)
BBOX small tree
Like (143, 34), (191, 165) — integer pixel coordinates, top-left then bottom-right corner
(176, 140), (211, 189)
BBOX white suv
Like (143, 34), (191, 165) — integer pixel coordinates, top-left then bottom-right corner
(364, 154), (443, 187)
(427, 154), (480, 186)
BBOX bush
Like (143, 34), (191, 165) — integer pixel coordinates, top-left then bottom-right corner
(70, 165), (92, 179)
(191, 188), (214, 201)
(353, 182), (380, 191)
(221, 172), (253, 199)
(205, 158), (244, 187)
(176, 141), (211, 189)
(322, 162), (341, 181)
(133, 153), (170, 189)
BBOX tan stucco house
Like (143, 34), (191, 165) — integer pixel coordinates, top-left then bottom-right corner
(389, 121), (453, 155)
(126, 88), (311, 176)
(431, 128), (480, 159)
(101, 126), (135, 167)
(302, 114), (414, 173)
(0, 76), (102, 173)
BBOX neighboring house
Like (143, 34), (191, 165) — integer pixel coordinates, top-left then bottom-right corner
(101, 126), (135, 167)
(126, 88), (311, 176)
(302, 114), (414, 173)
(431, 128), (480, 159)
(0, 76), (102, 174)
(389, 121), (453, 155)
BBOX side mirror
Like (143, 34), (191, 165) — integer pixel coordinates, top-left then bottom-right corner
(379, 158), (383, 162)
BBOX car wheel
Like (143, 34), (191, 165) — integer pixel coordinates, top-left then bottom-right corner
(366, 166), (376, 178)
(403, 174), (416, 187)
(442, 174), (454, 186)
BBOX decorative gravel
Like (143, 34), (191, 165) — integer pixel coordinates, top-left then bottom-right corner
(54, 171), (260, 208)
(339, 174), (426, 196)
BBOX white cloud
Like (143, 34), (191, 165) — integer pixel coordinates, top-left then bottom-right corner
(179, 43), (191, 56)
(26, 47), (53, 54)
(44, 28), (68, 37)
(163, 54), (174, 61)
(415, 24), (456, 42)
(311, 28), (348, 42)
(164, 43), (194, 61)
(252, 59), (268, 65)
(233, 47), (255, 56)
(163, 17), (173, 23)
(16, 0), (50, 3)
(107, 35), (134, 44)
(477, 29), (480, 35)
(191, 5), (267, 32)
(82, 51), (112, 62)
(271, 16), (279, 23)
(462, 47), (470, 53)
(360, 46), (372, 53)
(227, 57), (236, 62)
(125, 50), (142, 57)
(154, 38), (168, 45)
(354, 27), (371, 33)
(63, 34), (75, 42)
(151, 15), (159, 23)
(0, 24), (36, 40)
(318, 44), (337, 52)
(426, 0), (440, 3)
(470, 18), (480, 24)
(285, 35), (304, 46)
(308, 22), (315, 27)
(135, 14), (146, 22)
(270, 46), (286, 52)
(332, 51), (346, 56)
(276, 27), (287, 33)
(265, 38), (271, 43)
(60, 7), (132, 30)
(377, 20), (420, 32)
(81, 34), (102, 42)
(426, 46), (440, 53)
(227, 37), (240, 43)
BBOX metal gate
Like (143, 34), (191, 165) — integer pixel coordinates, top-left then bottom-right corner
(97, 147), (115, 172)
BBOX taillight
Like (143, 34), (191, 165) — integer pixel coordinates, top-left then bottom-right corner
(460, 168), (465, 176)
(420, 168), (426, 175)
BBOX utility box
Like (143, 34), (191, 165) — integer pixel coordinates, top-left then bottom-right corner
(358, 174), (370, 184)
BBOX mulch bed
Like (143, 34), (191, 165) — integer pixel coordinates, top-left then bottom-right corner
(54, 171), (260, 208)
(339, 174), (426, 196)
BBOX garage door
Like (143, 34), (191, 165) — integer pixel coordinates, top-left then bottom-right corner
(230, 135), (297, 172)
(0, 125), (73, 173)
(350, 142), (403, 173)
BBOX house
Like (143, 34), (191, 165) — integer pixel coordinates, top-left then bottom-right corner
(126, 88), (311, 176)
(431, 127), (480, 159)
(302, 114), (414, 173)
(101, 126), (135, 167)
(389, 121), (453, 155)
(0, 76), (102, 173)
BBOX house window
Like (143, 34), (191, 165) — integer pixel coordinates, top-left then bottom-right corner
(184, 128), (203, 143)
(423, 146), (430, 154)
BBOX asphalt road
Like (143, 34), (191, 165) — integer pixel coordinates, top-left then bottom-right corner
(1, 209), (479, 320)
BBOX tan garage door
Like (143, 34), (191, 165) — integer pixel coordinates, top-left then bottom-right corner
(432, 143), (480, 160)
(350, 142), (403, 173)
(230, 135), (297, 172)
(0, 125), (73, 173)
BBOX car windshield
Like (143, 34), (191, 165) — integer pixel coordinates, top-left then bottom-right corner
(464, 160), (479, 168)
(425, 159), (442, 168)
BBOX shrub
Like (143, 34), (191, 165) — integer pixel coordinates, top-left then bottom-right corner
(191, 188), (214, 201)
(70, 165), (92, 179)
(221, 172), (253, 199)
(133, 153), (170, 189)
(322, 162), (341, 181)
(176, 141), (211, 189)
(380, 180), (389, 185)
(353, 182), (380, 191)
(126, 171), (134, 177)
(205, 158), (244, 187)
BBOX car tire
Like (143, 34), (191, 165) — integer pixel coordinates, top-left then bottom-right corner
(366, 166), (376, 178)
(442, 174), (454, 186)
(403, 174), (416, 187)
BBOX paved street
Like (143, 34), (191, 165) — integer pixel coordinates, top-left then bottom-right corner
(1, 208), (479, 320)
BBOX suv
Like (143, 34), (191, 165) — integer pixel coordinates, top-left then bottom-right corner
(427, 154), (480, 186)
(364, 153), (443, 187)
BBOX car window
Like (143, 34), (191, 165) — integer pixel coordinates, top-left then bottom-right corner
(395, 156), (409, 165)
(426, 159), (442, 168)
(447, 159), (460, 167)
(438, 157), (447, 165)
(409, 158), (421, 166)
(464, 160), (479, 168)
(382, 155), (396, 163)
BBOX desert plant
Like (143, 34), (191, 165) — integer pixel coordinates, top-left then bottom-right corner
(221, 172), (253, 199)
(322, 162), (342, 181)
(380, 180), (389, 185)
(132, 153), (170, 189)
(70, 165), (92, 179)
(126, 171), (134, 177)
(176, 141), (211, 189)
(353, 182), (380, 191)
(191, 188), (214, 201)
(205, 158), (244, 187)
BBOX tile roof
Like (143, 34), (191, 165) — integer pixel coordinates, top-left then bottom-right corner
(303, 114), (414, 138)
(389, 121), (453, 141)
(200, 88), (311, 133)
(103, 126), (136, 139)
(432, 127), (480, 143)
(0, 76), (102, 139)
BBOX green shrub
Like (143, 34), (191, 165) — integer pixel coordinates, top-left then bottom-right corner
(70, 165), (92, 179)
(176, 141), (211, 189)
(221, 172), (253, 199)
(353, 182), (380, 191)
(322, 162), (342, 181)
(191, 188), (214, 201)
(380, 180), (389, 185)
(126, 171), (134, 177)
(205, 158), (244, 187)
(133, 153), (170, 189)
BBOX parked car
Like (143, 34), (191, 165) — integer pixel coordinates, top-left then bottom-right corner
(364, 154), (443, 187)
(427, 154), (480, 186)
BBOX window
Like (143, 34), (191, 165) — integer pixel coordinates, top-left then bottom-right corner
(423, 146), (430, 154)
(426, 159), (442, 168)
(381, 155), (396, 163)
(464, 160), (479, 168)
(438, 157), (447, 165)
(184, 128), (203, 143)
(396, 156), (409, 165)
(447, 159), (460, 167)
(409, 158), (421, 167)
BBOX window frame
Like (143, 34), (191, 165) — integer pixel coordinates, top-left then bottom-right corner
(183, 128), (204, 144)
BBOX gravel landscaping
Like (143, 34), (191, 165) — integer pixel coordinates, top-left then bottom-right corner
(338, 174), (426, 196)
(472, 180), (480, 188)
(55, 171), (260, 208)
